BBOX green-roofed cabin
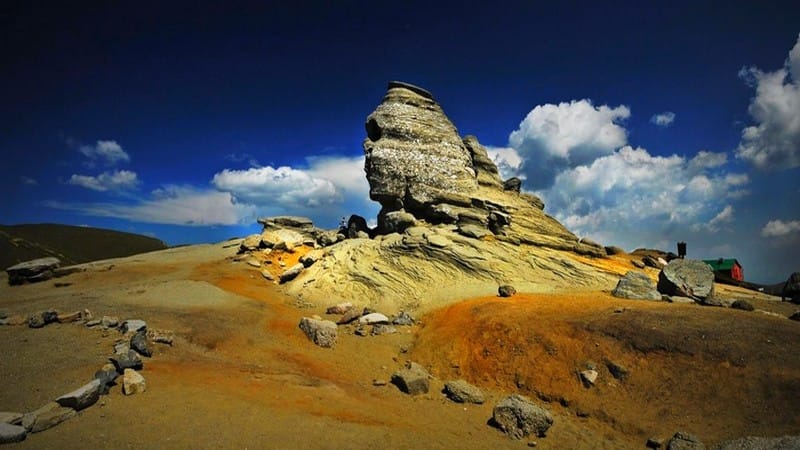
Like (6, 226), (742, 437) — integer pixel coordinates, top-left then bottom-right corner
(703, 258), (743, 281)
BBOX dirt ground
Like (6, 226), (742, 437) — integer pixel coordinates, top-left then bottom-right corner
(1, 243), (799, 449)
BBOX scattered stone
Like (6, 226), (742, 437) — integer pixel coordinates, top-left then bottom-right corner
(612, 271), (662, 301)
(94, 364), (119, 394)
(298, 317), (338, 348)
(657, 259), (715, 302)
(55, 379), (101, 411)
(148, 329), (175, 346)
(0, 412), (22, 425)
(498, 285), (517, 298)
(101, 316), (119, 328)
(247, 259), (261, 268)
(730, 300), (755, 311)
(6, 257), (61, 285)
(580, 369), (598, 387)
(27, 314), (46, 329)
(354, 326), (369, 337)
(666, 431), (705, 450)
(359, 312), (389, 325)
(0, 423), (27, 443)
(337, 307), (362, 325)
(503, 177), (522, 192)
(443, 379), (485, 404)
(122, 369), (147, 395)
(372, 379), (388, 386)
(114, 341), (130, 355)
(130, 329), (152, 357)
(300, 249), (325, 268)
(85, 319), (102, 327)
(492, 394), (554, 439)
(632, 260), (646, 269)
(392, 311), (415, 326)
(23, 402), (76, 433)
(371, 324), (397, 335)
(239, 234), (263, 252)
(713, 435), (800, 450)
(605, 360), (629, 380)
(56, 310), (82, 323)
(391, 362), (431, 395)
(326, 302), (353, 315)
(279, 263), (304, 283)
(120, 319), (147, 334)
(667, 296), (697, 304)
(110, 350), (144, 373)
(260, 269), (275, 281)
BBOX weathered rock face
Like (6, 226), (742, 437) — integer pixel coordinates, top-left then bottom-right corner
(612, 271), (662, 301)
(364, 81), (479, 220)
(657, 259), (715, 302)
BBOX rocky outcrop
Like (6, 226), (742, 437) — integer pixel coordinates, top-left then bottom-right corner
(612, 271), (662, 301)
(658, 260), (715, 303)
(6, 257), (60, 285)
(492, 394), (553, 439)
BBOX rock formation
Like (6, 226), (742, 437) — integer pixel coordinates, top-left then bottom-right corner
(241, 82), (616, 312)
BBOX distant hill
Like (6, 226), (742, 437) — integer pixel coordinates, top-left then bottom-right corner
(0, 223), (167, 269)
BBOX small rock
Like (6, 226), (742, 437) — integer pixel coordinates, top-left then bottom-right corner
(1, 315), (25, 326)
(632, 260), (646, 269)
(94, 364), (119, 394)
(85, 319), (102, 327)
(0, 423), (27, 444)
(354, 326), (369, 336)
(299, 249), (325, 268)
(612, 271), (662, 301)
(326, 302), (353, 315)
(279, 263), (304, 283)
(668, 296), (697, 304)
(56, 311), (82, 323)
(391, 362), (431, 395)
(101, 316), (119, 328)
(114, 341), (130, 355)
(789, 311), (800, 321)
(247, 259), (262, 268)
(646, 437), (665, 449)
(605, 360), (629, 380)
(337, 307), (363, 325)
(492, 394), (554, 439)
(359, 312), (389, 325)
(730, 300), (754, 311)
(261, 270), (274, 281)
(148, 329), (174, 346)
(27, 314), (46, 329)
(130, 329), (152, 357)
(5, 257), (60, 285)
(498, 285), (517, 298)
(23, 402), (76, 433)
(298, 317), (338, 348)
(392, 311), (415, 326)
(425, 234), (452, 248)
(372, 379), (388, 386)
(110, 350), (144, 373)
(443, 379), (485, 404)
(55, 379), (101, 411)
(371, 324), (397, 335)
(122, 369), (147, 395)
(666, 431), (705, 450)
(580, 369), (598, 386)
(120, 319), (147, 334)
(0, 412), (22, 425)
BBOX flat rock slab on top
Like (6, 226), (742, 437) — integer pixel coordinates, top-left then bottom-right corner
(6, 257), (61, 285)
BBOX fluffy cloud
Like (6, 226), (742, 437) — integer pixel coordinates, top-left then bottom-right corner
(211, 155), (376, 225)
(486, 146), (523, 181)
(761, 219), (800, 237)
(79, 140), (130, 166)
(508, 99), (630, 188)
(736, 34), (800, 170)
(46, 186), (255, 226)
(541, 146), (749, 246)
(650, 111), (676, 127)
(67, 170), (140, 192)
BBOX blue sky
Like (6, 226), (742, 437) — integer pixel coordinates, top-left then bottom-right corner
(2, 1), (799, 283)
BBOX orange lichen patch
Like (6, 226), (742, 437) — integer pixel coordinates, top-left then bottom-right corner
(569, 252), (653, 279)
(411, 292), (800, 443)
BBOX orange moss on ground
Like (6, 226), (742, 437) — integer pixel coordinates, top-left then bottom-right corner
(410, 292), (800, 445)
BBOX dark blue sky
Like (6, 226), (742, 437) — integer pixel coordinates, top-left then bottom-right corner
(2, 1), (799, 283)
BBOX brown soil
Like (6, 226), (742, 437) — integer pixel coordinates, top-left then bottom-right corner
(1, 244), (799, 449)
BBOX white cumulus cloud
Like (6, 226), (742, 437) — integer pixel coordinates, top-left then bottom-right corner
(46, 185), (255, 226)
(79, 140), (131, 166)
(67, 170), (140, 192)
(650, 111), (676, 127)
(736, 34), (800, 170)
(508, 99), (630, 188)
(486, 146), (523, 181)
(761, 219), (800, 237)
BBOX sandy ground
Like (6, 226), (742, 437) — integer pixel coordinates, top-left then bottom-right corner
(1, 243), (799, 449)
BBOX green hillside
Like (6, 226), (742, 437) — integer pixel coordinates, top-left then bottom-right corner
(0, 223), (167, 269)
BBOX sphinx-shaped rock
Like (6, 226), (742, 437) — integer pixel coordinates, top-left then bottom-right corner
(364, 81), (479, 229)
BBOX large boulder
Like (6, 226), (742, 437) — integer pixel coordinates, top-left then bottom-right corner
(6, 257), (60, 285)
(363, 81), (479, 216)
(657, 259), (715, 302)
(391, 362), (431, 395)
(492, 394), (553, 439)
(612, 271), (662, 301)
